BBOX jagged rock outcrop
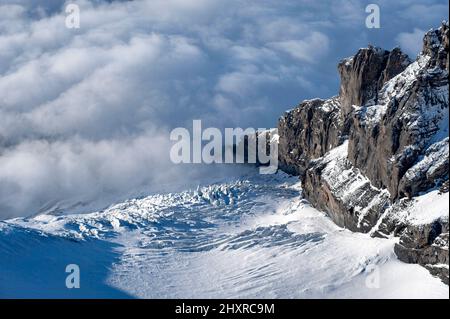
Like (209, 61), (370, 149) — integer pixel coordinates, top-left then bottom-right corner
(303, 141), (390, 232)
(373, 188), (449, 283)
(278, 45), (413, 176)
(277, 22), (449, 283)
(278, 97), (342, 175)
(338, 47), (411, 135)
(348, 23), (449, 200)
(394, 219), (449, 284)
(423, 23), (449, 70)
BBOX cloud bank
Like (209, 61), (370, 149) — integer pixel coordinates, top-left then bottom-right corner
(0, 0), (448, 218)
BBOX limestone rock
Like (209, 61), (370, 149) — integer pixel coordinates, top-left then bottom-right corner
(277, 23), (449, 284)
(278, 96), (343, 175)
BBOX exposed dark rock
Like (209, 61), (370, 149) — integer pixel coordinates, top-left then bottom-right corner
(423, 22), (449, 70)
(337, 46), (411, 136)
(277, 23), (449, 284)
(394, 219), (449, 284)
(278, 96), (343, 175)
(302, 142), (390, 232)
(347, 23), (449, 200)
(398, 138), (449, 198)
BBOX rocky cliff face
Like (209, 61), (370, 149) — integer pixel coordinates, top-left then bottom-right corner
(278, 96), (343, 175)
(348, 32), (449, 200)
(303, 141), (391, 233)
(338, 46), (412, 136)
(278, 23), (449, 283)
(395, 218), (449, 284)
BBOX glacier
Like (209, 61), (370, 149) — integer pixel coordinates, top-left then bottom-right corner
(0, 168), (447, 298)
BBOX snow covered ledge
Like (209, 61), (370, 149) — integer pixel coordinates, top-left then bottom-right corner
(302, 141), (391, 233)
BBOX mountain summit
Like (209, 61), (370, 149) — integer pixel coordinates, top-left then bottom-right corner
(278, 22), (449, 283)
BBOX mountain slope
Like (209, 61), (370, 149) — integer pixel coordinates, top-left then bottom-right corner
(278, 23), (449, 283)
(0, 171), (447, 298)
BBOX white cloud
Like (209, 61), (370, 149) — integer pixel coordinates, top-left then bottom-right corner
(268, 32), (330, 63)
(0, 0), (283, 218)
(396, 28), (426, 57)
(0, 0), (447, 218)
(0, 132), (173, 219)
(402, 3), (449, 26)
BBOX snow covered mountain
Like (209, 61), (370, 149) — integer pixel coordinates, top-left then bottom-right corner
(278, 23), (449, 284)
(0, 170), (447, 298)
(0, 23), (448, 299)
